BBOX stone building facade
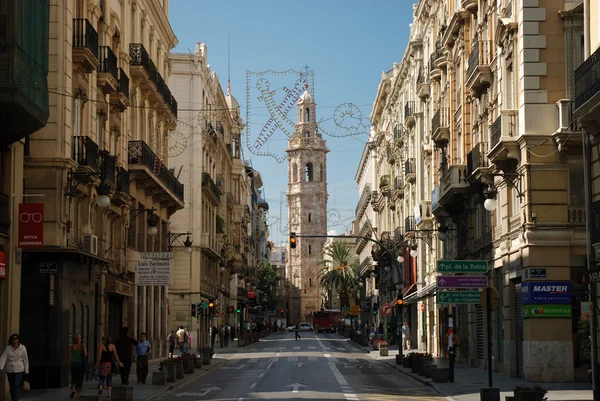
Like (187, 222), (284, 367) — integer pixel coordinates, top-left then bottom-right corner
(287, 89), (328, 324)
(19, 0), (183, 389)
(359, 0), (589, 382)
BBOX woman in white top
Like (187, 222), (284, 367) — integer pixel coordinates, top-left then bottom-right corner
(0, 333), (29, 401)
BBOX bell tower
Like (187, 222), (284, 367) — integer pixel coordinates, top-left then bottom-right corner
(286, 86), (329, 324)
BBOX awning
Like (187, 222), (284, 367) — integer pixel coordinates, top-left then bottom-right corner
(404, 282), (438, 305)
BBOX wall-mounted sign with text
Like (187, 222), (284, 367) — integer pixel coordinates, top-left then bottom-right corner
(18, 203), (44, 248)
(522, 304), (572, 318)
(521, 281), (571, 305)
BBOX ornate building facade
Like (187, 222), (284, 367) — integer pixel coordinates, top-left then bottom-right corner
(287, 89), (328, 324)
(360, 0), (588, 382)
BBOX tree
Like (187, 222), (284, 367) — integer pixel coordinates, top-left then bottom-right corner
(318, 240), (360, 307)
(257, 262), (278, 311)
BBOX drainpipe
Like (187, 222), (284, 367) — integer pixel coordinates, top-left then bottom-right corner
(584, 0), (590, 59)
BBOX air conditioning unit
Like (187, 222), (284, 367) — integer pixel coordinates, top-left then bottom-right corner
(82, 234), (98, 255)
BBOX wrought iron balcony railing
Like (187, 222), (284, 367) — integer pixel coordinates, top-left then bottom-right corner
(404, 158), (416, 177)
(405, 216), (416, 233)
(73, 18), (98, 59)
(98, 46), (118, 82)
(72, 136), (99, 169)
(404, 101), (415, 121)
(202, 172), (221, 202)
(116, 167), (129, 194)
(128, 140), (184, 201)
(99, 151), (116, 185)
(574, 46), (600, 110)
(118, 68), (129, 99)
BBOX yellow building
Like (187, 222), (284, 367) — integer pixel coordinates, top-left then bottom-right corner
(19, 0), (182, 389)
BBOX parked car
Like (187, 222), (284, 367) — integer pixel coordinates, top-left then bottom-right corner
(286, 325), (296, 332)
(298, 323), (313, 332)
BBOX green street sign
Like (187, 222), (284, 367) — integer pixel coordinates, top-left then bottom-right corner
(200, 302), (209, 309)
(437, 260), (488, 273)
(523, 304), (572, 318)
(437, 291), (481, 304)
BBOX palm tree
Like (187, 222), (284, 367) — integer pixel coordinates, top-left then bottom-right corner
(318, 240), (360, 308)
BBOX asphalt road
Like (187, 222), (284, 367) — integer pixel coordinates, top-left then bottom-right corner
(156, 331), (444, 401)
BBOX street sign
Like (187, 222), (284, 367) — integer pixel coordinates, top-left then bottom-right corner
(135, 259), (171, 286)
(437, 291), (481, 304)
(350, 305), (360, 315)
(200, 302), (209, 309)
(247, 290), (255, 299)
(437, 260), (488, 273)
(579, 268), (600, 284)
(40, 261), (58, 274)
(381, 303), (392, 315)
(437, 275), (487, 288)
(480, 287), (500, 312)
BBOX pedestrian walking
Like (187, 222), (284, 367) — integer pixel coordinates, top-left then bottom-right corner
(167, 330), (176, 358)
(68, 334), (88, 399)
(314, 324), (319, 337)
(0, 333), (29, 401)
(219, 325), (224, 348)
(176, 326), (188, 354)
(134, 333), (151, 384)
(401, 322), (411, 352)
(114, 327), (137, 385)
(224, 325), (230, 347)
(294, 325), (300, 340)
(95, 335), (124, 399)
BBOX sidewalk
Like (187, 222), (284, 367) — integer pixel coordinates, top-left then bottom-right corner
(342, 335), (593, 401)
(19, 351), (233, 401)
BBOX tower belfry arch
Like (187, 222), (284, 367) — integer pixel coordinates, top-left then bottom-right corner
(286, 85), (329, 324)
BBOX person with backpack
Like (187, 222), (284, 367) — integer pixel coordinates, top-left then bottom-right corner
(176, 326), (188, 355)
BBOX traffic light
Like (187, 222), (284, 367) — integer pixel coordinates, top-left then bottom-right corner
(290, 232), (297, 249)
(303, 288), (307, 294)
(373, 303), (378, 315)
(397, 298), (404, 306)
(191, 303), (197, 317)
(237, 303), (242, 313)
(227, 305), (234, 314)
(208, 299), (215, 313)
(373, 309), (378, 316)
(280, 309), (285, 316)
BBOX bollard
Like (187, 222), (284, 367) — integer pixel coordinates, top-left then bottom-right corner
(152, 371), (166, 385)
(165, 361), (175, 382)
(111, 386), (133, 401)
(175, 358), (184, 379)
(480, 388), (500, 401)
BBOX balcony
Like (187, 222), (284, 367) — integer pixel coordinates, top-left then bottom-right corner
(432, 107), (450, 145)
(462, 0), (478, 12)
(487, 110), (519, 167)
(355, 184), (372, 219)
(437, 165), (470, 211)
(72, 18), (99, 72)
(386, 144), (396, 164)
(405, 216), (416, 235)
(99, 151), (117, 186)
(72, 136), (99, 178)
(405, 159), (416, 183)
(200, 233), (221, 259)
(393, 177), (404, 200)
(416, 68), (430, 100)
(394, 125), (405, 148)
(0, 193), (9, 236)
(97, 46), (118, 93)
(110, 68), (130, 112)
(112, 167), (131, 206)
(429, 52), (442, 81)
(202, 172), (221, 205)
(568, 207), (586, 226)
(441, 10), (471, 49)
(466, 39), (492, 94)
(129, 43), (177, 120)
(415, 200), (432, 228)
(466, 142), (491, 181)
(574, 46), (600, 128)
(127, 140), (184, 209)
(404, 101), (416, 128)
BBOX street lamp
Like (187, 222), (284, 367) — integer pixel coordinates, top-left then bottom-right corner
(397, 255), (404, 263)
(129, 207), (159, 236)
(168, 231), (193, 252)
(95, 181), (111, 208)
(483, 186), (498, 211)
(410, 246), (418, 258)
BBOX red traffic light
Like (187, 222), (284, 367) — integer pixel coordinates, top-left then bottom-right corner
(280, 309), (284, 313)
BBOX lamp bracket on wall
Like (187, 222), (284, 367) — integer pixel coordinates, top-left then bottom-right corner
(484, 172), (525, 198)
(65, 169), (106, 198)
(128, 207), (157, 228)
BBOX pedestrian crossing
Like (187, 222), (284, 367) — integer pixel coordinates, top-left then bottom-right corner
(224, 356), (387, 368)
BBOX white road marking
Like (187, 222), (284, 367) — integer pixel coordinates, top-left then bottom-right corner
(337, 347), (346, 351)
(276, 353), (280, 356)
(259, 373), (264, 378)
(308, 346), (316, 349)
(293, 346), (301, 350)
(288, 356), (298, 362)
(266, 362), (273, 369)
(324, 353), (331, 358)
(328, 361), (349, 386)
(347, 358), (358, 363)
(249, 383), (256, 389)
(249, 358), (259, 363)
(308, 356), (318, 361)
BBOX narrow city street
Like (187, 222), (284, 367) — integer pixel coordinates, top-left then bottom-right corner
(155, 332), (442, 401)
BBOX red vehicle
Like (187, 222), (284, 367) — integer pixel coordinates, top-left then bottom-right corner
(312, 310), (337, 333)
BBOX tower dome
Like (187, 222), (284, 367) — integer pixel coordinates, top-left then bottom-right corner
(298, 89), (314, 104)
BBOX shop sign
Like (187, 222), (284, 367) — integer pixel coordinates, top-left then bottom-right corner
(18, 203), (44, 248)
(414, 204), (422, 225)
(522, 304), (572, 318)
(350, 305), (360, 315)
(39, 262), (58, 274)
(0, 251), (6, 279)
(521, 281), (571, 305)
(135, 259), (171, 286)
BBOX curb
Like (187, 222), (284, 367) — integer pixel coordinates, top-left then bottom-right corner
(381, 360), (446, 397)
(144, 358), (226, 401)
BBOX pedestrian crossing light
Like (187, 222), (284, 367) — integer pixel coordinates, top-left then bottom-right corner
(373, 309), (378, 316)
(191, 303), (197, 317)
(290, 232), (297, 249)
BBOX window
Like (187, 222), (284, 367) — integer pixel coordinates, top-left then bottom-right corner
(306, 163), (313, 182)
(505, 62), (515, 109)
(74, 98), (81, 136)
(308, 213), (311, 222)
(309, 278), (312, 287)
(308, 245), (312, 254)
(511, 187), (520, 217)
(305, 108), (310, 122)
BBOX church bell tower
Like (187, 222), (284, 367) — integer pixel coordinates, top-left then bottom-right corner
(286, 86), (329, 324)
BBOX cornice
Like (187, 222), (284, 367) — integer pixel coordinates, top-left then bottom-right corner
(141, 0), (178, 49)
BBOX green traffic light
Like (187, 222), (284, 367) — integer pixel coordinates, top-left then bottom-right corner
(237, 309), (241, 313)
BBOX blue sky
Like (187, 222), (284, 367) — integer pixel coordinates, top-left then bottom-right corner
(170, 1), (415, 244)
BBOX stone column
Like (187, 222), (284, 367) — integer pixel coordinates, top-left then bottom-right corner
(138, 286), (146, 338)
(148, 285), (155, 340)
